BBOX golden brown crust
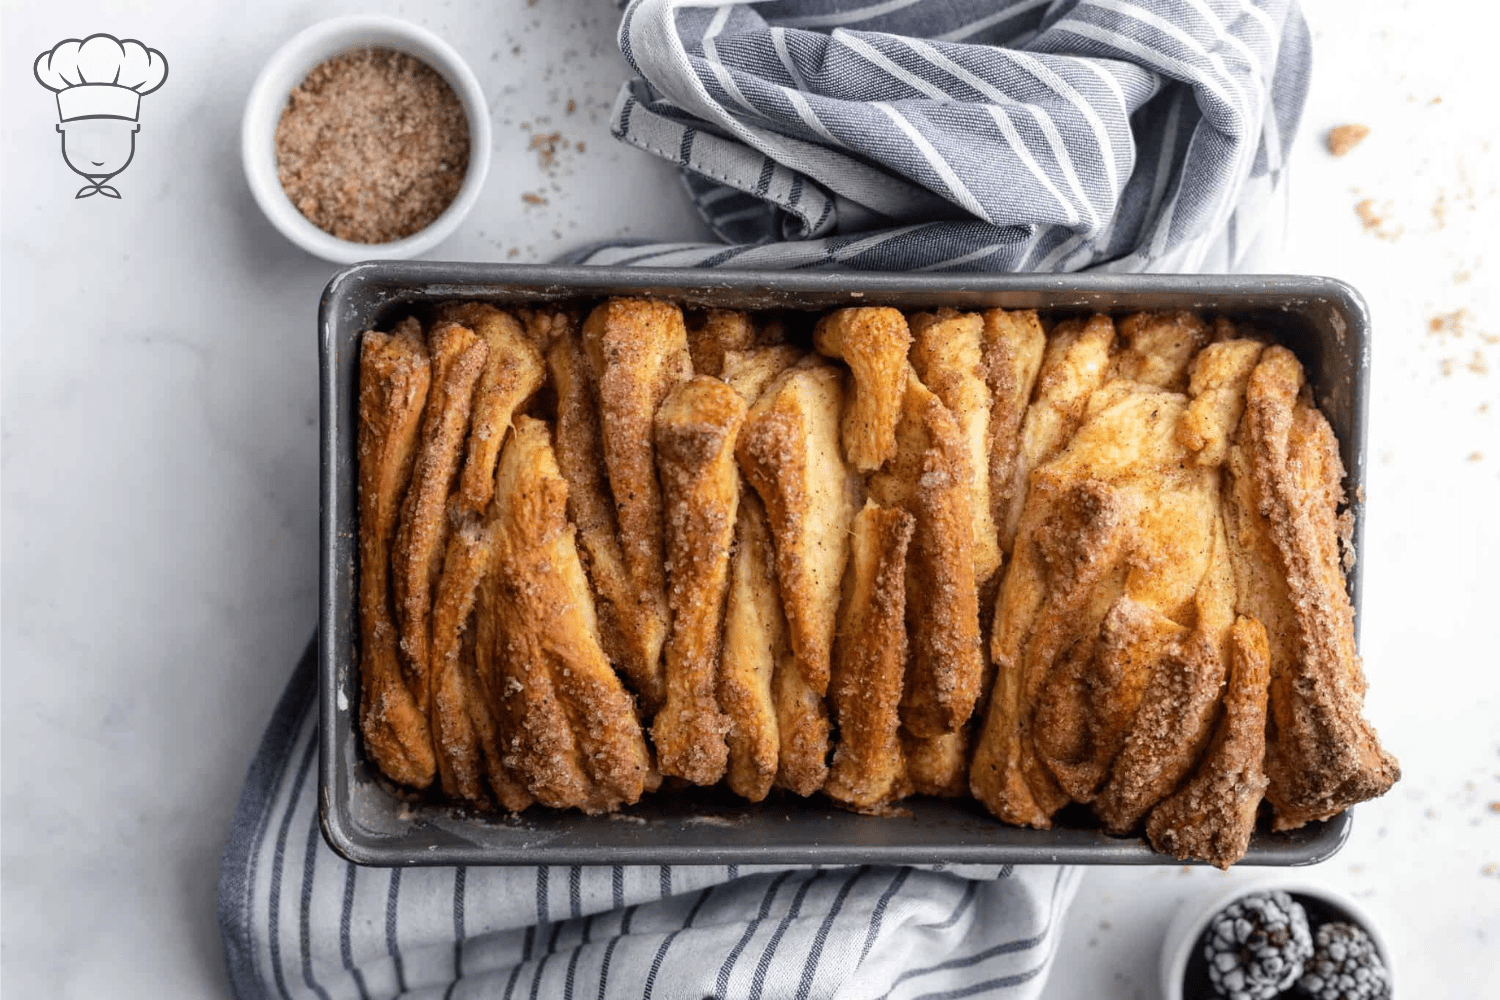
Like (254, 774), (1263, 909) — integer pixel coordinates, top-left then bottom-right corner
(651, 377), (746, 784)
(719, 492), (784, 802)
(1112, 311), (1213, 391)
(432, 303), (546, 515)
(973, 477), (1132, 827)
(581, 298), (693, 714)
(357, 321), (436, 788)
(773, 642), (832, 796)
(685, 308), (757, 378)
(428, 518), (532, 810)
(1146, 615), (1272, 868)
(736, 360), (859, 698)
(1233, 347), (1399, 830)
(869, 373), (984, 739)
(1092, 629), (1226, 833)
(998, 314), (1115, 551)
(975, 369), (1229, 829)
(902, 729), (968, 798)
(1178, 339), (1265, 466)
(1090, 513), (1236, 833)
(825, 501), (915, 810)
(721, 346), (806, 406)
(485, 417), (651, 813)
(1033, 596), (1188, 803)
(813, 307), (912, 472)
(391, 321), (487, 717)
(982, 309), (1047, 557)
(547, 327), (661, 710)
(910, 309), (1002, 586)
(514, 304), (581, 353)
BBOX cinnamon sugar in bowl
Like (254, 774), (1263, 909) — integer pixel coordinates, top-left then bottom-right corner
(242, 16), (491, 263)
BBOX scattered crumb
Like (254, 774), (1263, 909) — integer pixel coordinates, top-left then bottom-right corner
(1489, 801), (1500, 812)
(1354, 485), (1366, 505)
(608, 813), (648, 825)
(1355, 198), (1402, 240)
(1327, 123), (1370, 157)
(1433, 193), (1448, 229)
(1484, 864), (1498, 877)
(1431, 95), (1443, 105)
(529, 130), (564, 169)
(576, 140), (587, 153)
(1442, 358), (1455, 377)
(1468, 351), (1490, 376)
(1469, 452), (1485, 462)
(566, 98), (576, 114)
(1425, 807), (1438, 819)
(1455, 269), (1472, 284)
(1429, 308), (1472, 341)
(507, 247), (519, 258)
(522, 192), (549, 206)
(1482, 332), (1500, 346)
(1481, 402), (1491, 413)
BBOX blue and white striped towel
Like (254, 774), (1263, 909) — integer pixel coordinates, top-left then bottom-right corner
(219, 2), (1310, 996)
(567, 0), (1308, 271)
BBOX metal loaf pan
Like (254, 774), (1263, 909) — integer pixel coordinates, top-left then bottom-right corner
(319, 262), (1369, 867)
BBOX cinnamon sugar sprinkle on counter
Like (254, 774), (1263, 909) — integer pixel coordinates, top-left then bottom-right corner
(275, 48), (469, 244)
(1326, 123), (1369, 157)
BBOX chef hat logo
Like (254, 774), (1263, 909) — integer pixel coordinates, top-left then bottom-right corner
(35, 34), (168, 122)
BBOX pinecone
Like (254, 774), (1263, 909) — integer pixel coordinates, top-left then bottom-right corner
(1202, 890), (1314, 1000)
(1296, 922), (1391, 1000)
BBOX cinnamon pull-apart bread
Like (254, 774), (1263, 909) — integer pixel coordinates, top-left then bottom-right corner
(352, 300), (1394, 867)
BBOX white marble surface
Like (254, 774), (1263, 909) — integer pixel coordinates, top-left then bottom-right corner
(0, 1), (1494, 998)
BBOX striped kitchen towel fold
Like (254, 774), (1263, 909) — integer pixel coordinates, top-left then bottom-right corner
(218, 641), (1083, 1000)
(563, 0), (1309, 272)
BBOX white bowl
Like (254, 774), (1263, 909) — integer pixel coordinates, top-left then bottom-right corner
(1159, 877), (1395, 1000)
(241, 15), (491, 263)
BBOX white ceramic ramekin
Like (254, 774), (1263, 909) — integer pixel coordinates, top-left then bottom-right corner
(1159, 877), (1395, 1000)
(241, 15), (491, 264)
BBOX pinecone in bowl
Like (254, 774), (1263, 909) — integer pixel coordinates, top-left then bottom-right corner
(1203, 890), (1314, 1000)
(1296, 922), (1391, 1000)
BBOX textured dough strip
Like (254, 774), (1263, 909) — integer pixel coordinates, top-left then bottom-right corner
(485, 417), (651, 813)
(356, 320), (436, 789)
(1146, 615), (1272, 869)
(434, 302), (546, 515)
(391, 320), (488, 716)
(735, 359), (859, 698)
(718, 492), (784, 802)
(825, 500), (915, 811)
(910, 308), (1002, 586)
(869, 372), (983, 739)
(581, 298), (694, 713)
(997, 313), (1115, 552)
(547, 327), (659, 711)
(428, 517), (531, 810)
(813, 307), (911, 472)
(652, 376), (745, 785)
(981, 309), (1046, 557)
